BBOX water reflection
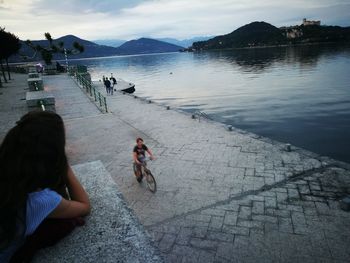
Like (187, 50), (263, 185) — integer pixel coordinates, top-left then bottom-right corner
(195, 44), (350, 73)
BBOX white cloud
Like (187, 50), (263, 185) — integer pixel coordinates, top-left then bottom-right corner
(0, 0), (349, 40)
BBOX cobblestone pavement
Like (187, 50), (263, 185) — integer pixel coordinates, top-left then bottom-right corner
(147, 167), (350, 262)
(43, 74), (102, 119)
(0, 74), (29, 136)
(0, 73), (101, 136)
(2, 74), (350, 262)
(101, 86), (350, 263)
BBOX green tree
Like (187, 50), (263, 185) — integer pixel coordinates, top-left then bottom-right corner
(26, 32), (84, 65)
(0, 28), (21, 83)
(0, 28), (7, 84)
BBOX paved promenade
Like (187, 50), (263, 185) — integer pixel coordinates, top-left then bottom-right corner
(1, 73), (349, 262)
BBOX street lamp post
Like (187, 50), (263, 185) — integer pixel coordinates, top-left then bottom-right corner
(64, 48), (69, 72)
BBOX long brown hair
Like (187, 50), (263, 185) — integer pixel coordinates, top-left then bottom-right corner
(0, 111), (68, 250)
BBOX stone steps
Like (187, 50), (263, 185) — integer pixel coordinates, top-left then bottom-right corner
(34, 160), (163, 262)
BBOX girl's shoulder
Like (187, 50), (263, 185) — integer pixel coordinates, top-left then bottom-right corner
(28, 188), (61, 200)
(26, 188), (62, 235)
(28, 188), (62, 209)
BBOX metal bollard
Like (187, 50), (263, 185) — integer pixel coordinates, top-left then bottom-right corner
(340, 196), (350, 211)
(38, 100), (45, 111)
(286, 143), (291, 152)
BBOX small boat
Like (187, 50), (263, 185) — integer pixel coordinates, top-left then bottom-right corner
(114, 78), (135, 94)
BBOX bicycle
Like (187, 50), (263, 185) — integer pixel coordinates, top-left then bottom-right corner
(133, 157), (157, 193)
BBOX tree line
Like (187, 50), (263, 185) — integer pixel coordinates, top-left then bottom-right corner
(24, 32), (84, 65)
(0, 27), (21, 87)
(0, 28), (84, 87)
(191, 22), (350, 51)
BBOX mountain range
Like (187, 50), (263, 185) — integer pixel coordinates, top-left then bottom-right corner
(12, 36), (184, 62)
(156, 37), (212, 48)
(92, 36), (211, 48)
(11, 21), (350, 62)
(92, 39), (126, 48)
(117, 38), (184, 55)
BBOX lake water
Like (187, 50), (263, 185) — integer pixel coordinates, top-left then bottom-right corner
(73, 44), (350, 163)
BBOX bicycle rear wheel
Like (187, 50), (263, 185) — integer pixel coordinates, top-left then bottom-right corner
(145, 171), (157, 193)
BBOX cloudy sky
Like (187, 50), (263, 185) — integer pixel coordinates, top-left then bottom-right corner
(1, 0), (349, 41)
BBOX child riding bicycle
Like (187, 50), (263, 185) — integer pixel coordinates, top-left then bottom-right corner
(133, 138), (154, 182)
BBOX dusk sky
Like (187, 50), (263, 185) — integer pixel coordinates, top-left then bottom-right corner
(1, 0), (349, 41)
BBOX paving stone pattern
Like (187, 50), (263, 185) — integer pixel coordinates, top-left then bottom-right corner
(147, 167), (350, 262)
(1, 74), (350, 262)
(43, 74), (101, 119)
(97, 83), (350, 263)
(0, 74), (29, 136)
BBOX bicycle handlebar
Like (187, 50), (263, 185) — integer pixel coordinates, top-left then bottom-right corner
(134, 157), (155, 165)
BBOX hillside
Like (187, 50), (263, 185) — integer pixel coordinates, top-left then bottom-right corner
(192, 22), (286, 50)
(192, 21), (350, 50)
(55, 35), (120, 58)
(117, 38), (184, 55)
(291, 25), (350, 44)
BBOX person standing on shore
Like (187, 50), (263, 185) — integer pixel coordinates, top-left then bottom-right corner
(104, 77), (111, 95)
(102, 76), (108, 94)
(110, 73), (116, 94)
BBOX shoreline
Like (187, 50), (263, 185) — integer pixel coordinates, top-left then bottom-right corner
(120, 91), (350, 171)
(9, 41), (350, 65)
(188, 40), (350, 52)
(1, 73), (350, 262)
(8, 45), (350, 164)
(8, 51), (180, 65)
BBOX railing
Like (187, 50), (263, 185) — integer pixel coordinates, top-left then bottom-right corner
(7, 65), (28, 74)
(68, 66), (108, 113)
(192, 110), (211, 122)
(38, 100), (46, 111)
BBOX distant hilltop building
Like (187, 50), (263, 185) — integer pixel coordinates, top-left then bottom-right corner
(302, 18), (321, 26)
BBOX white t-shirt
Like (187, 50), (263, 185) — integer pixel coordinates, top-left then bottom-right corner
(0, 188), (62, 262)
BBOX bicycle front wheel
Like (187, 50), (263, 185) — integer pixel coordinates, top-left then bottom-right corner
(145, 171), (157, 193)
